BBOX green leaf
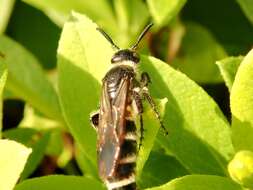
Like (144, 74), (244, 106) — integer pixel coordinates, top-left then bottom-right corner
(182, 0), (253, 56)
(22, 0), (117, 35)
(46, 129), (63, 156)
(216, 57), (243, 92)
(113, 0), (149, 47)
(3, 88), (17, 99)
(237, 0), (253, 25)
(19, 105), (62, 130)
(14, 175), (105, 190)
(20, 132), (50, 180)
(3, 128), (51, 180)
(171, 22), (227, 83)
(146, 175), (243, 190)
(58, 12), (114, 171)
(7, 2), (61, 70)
(0, 60), (7, 137)
(0, 0), (15, 33)
(75, 144), (99, 179)
(0, 139), (32, 190)
(231, 49), (253, 152)
(139, 151), (189, 189)
(3, 128), (37, 144)
(147, 0), (187, 26)
(140, 55), (234, 175)
(0, 35), (62, 121)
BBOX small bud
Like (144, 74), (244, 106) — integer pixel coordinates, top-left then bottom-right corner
(228, 150), (253, 188)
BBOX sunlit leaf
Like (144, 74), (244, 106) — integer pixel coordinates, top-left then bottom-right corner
(146, 175), (243, 190)
(140, 55), (234, 175)
(216, 56), (243, 91)
(0, 35), (62, 121)
(22, 0), (117, 35)
(147, 0), (187, 27)
(237, 0), (253, 25)
(0, 139), (31, 190)
(231, 49), (253, 152)
(14, 175), (105, 190)
(0, 0), (15, 33)
(0, 60), (7, 137)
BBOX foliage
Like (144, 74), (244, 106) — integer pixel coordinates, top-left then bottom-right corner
(0, 0), (253, 189)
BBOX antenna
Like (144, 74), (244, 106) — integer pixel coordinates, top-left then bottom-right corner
(96, 28), (120, 50)
(131, 23), (153, 50)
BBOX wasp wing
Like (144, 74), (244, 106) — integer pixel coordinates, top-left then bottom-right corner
(97, 76), (130, 180)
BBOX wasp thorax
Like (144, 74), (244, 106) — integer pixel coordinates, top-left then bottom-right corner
(111, 49), (140, 64)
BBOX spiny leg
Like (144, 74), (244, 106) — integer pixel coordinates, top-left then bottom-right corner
(141, 73), (169, 135)
(139, 114), (144, 150)
(132, 90), (144, 150)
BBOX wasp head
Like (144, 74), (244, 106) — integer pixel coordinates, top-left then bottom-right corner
(111, 49), (140, 64)
(97, 23), (153, 65)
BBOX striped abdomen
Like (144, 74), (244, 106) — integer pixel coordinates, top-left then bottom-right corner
(106, 120), (137, 190)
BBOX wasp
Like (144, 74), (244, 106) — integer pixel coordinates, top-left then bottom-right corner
(90, 23), (167, 190)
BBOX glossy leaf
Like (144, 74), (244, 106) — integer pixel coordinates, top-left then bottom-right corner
(237, 0), (253, 25)
(147, 0), (187, 26)
(14, 175), (105, 190)
(19, 105), (62, 130)
(216, 56), (243, 91)
(0, 60), (7, 137)
(231, 49), (253, 152)
(0, 0), (15, 33)
(139, 151), (189, 189)
(58, 12), (114, 170)
(140, 55), (234, 175)
(3, 128), (51, 180)
(0, 139), (31, 190)
(22, 0), (117, 35)
(146, 175), (243, 190)
(172, 22), (227, 83)
(0, 35), (62, 121)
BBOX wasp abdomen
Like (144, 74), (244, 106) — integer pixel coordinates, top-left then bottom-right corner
(107, 120), (137, 190)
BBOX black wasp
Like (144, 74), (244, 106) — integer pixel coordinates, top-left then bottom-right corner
(90, 23), (167, 190)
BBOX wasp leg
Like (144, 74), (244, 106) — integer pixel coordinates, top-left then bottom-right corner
(139, 114), (144, 150)
(90, 111), (99, 131)
(141, 72), (151, 87)
(141, 73), (169, 135)
(132, 90), (144, 150)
